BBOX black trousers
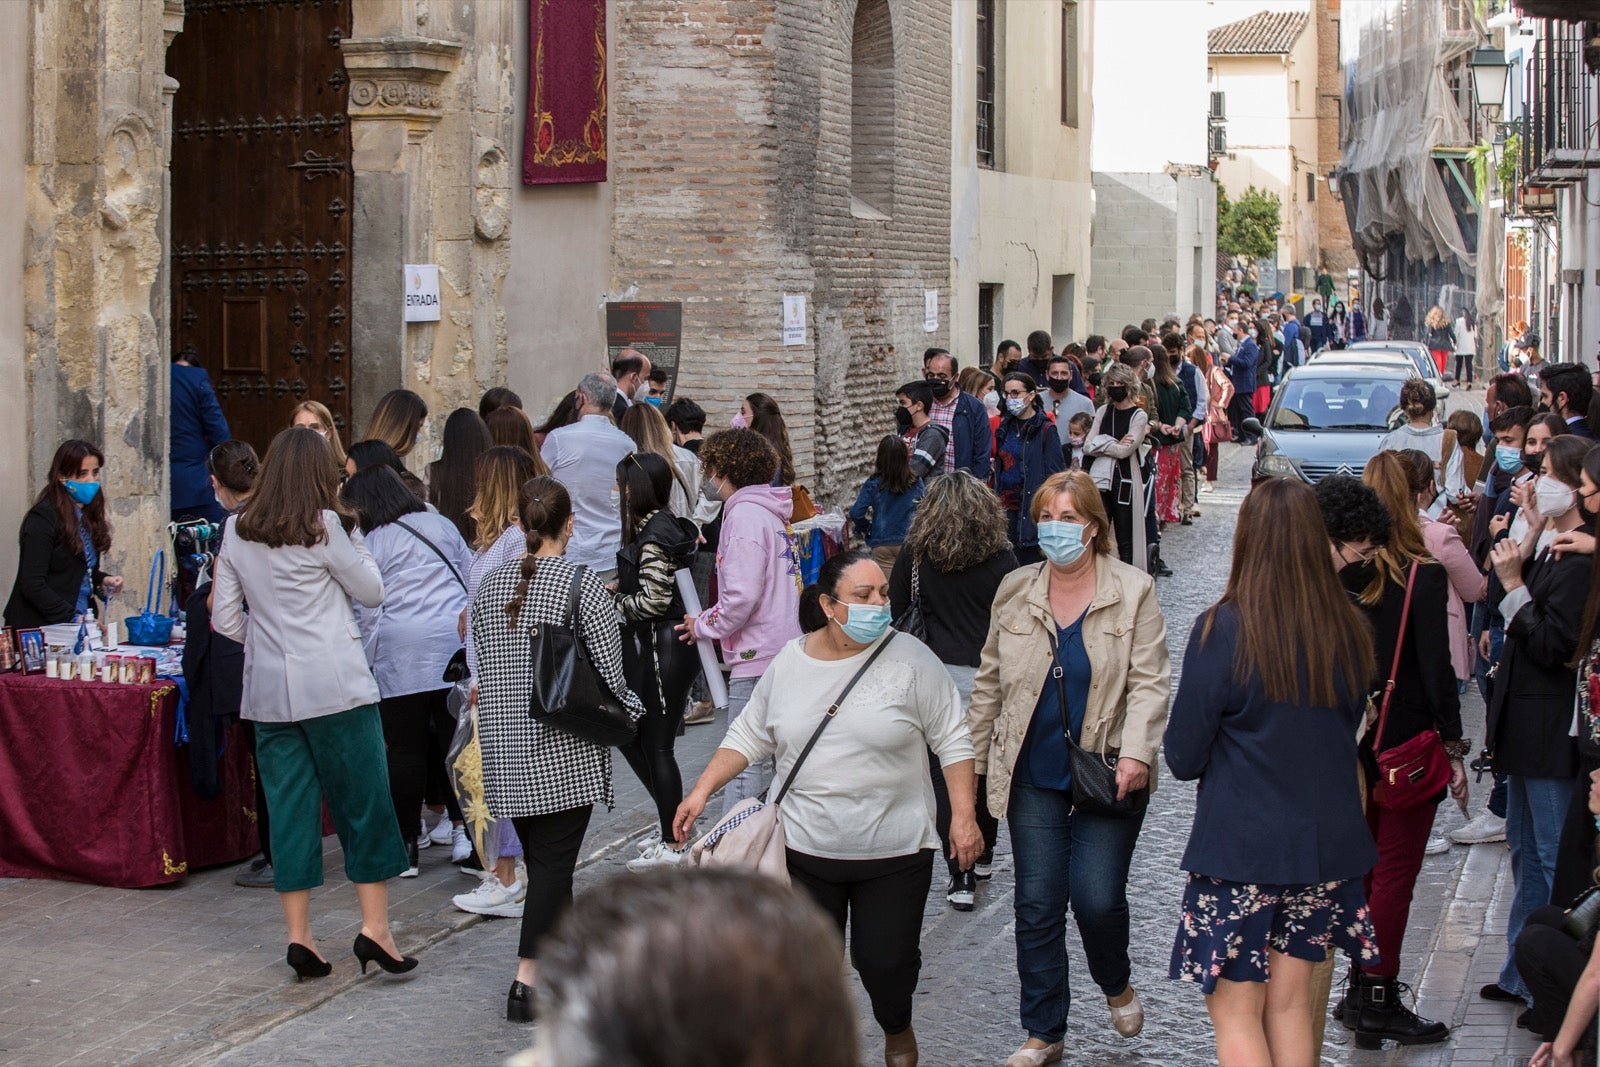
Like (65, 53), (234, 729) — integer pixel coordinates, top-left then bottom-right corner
(619, 620), (700, 838)
(244, 721), (272, 864)
(377, 688), (460, 845)
(928, 748), (999, 878)
(787, 848), (934, 1035)
(1101, 489), (1135, 567)
(1228, 392), (1256, 442)
(513, 805), (594, 959)
(1516, 904), (1592, 1043)
(1553, 754), (1600, 906)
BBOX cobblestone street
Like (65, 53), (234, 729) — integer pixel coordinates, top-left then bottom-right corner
(0, 448), (1539, 1065)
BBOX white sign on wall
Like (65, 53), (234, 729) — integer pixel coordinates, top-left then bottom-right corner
(782, 294), (807, 346)
(924, 289), (939, 333)
(404, 264), (442, 323)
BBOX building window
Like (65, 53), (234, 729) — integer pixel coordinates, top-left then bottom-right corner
(976, 0), (995, 167)
(851, 0), (895, 218)
(1307, 171), (1316, 202)
(978, 285), (998, 367)
(1060, 1), (1079, 128)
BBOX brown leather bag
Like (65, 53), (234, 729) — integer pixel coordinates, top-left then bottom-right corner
(789, 484), (818, 522)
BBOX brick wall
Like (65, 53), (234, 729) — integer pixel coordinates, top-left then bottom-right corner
(1314, 0), (1356, 273)
(610, 0), (951, 504)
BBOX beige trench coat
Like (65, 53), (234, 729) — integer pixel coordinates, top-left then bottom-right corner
(967, 557), (1172, 820)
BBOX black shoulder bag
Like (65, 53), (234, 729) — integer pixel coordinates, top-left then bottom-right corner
(1046, 627), (1148, 818)
(892, 556), (928, 640)
(527, 564), (636, 747)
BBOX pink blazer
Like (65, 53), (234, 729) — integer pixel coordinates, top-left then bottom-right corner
(1421, 513), (1487, 682)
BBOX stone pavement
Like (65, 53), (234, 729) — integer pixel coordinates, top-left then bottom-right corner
(0, 446), (1540, 1066)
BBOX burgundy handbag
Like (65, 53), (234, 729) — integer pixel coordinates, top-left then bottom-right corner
(1370, 561), (1453, 810)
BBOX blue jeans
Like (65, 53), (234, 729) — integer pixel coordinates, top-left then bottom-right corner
(721, 677), (772, 815)
(1498, 774), (1577, 999)
(1009, 782), (1145, 1043)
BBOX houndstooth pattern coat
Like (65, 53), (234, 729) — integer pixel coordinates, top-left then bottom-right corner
(471, 554), (643, 818)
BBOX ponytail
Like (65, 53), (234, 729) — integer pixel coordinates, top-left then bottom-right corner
(506, 476), (572, 627)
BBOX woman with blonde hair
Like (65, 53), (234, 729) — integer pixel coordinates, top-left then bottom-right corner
(366, 389), (429, 459)
(1423, 306), (1455, 377)
(1331, 451), (1464, 1048)
(969, 469), (1170, 1066)
(620, 402), (698, 519)
(292, 400), (347, 470)
(890, 470), (1018, 910)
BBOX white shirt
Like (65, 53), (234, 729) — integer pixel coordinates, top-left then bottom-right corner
(719, 632), (973, 860)
(669, 444), (701, 520)
(354, 512), (472, 698)
(541, 414), (636, 572)
(1378, 423), (1465, 498)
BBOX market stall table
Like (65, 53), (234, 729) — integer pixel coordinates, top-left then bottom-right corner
(0, 673), (258, 887)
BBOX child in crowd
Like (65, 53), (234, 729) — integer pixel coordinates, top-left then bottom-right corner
(849, 434), (926, 577)
(1065, 411), (1093, 470)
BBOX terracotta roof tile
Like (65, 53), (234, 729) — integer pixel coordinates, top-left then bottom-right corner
(1207, 10), (1310, 55)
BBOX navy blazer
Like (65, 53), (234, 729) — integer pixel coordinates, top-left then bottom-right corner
(1165, 604), (1377, 885)
(170, 363), (231, 511)
(944, 389), (993, 481)
(1225, 338), (1259, 394)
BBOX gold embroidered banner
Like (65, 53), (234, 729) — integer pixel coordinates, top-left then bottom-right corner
(522, 0), (607, 186)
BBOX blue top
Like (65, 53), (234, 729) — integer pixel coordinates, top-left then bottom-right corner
(848, 477), (925, 548)
(1164, 603), (1378, 885)
(170, 363), (232, 511)
(1015, 612), (1089, 791)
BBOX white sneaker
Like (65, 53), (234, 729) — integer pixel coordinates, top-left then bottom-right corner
(429, 816), (454, 847)
(627, 840), (688, 871)
(1450, 811), (1508, 845)
(451, 826), (473, 863)
(636, 831), (661, 855)
(416, 817), (432, 849)
(1424, 834), (1451, 855)
(452, 877), (526, 917)
(1200, 482), (1216, 494)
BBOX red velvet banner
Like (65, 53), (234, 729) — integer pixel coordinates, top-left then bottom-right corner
(0, 675), (258, 887)
(523, 0), (608, 186)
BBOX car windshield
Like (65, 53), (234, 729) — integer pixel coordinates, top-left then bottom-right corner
(1271, 377), (1401, 431)
(1355, 345), (1433, 378)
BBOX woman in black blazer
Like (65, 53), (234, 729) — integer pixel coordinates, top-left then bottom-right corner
(1485, 434), (1593, 1012)
(1336, 452), (1465, 1049)
(4, 440), (124, 628)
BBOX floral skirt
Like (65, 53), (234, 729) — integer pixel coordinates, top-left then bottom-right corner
(1155, 445), (1182, 523)
(1170, 873), (1380, 994)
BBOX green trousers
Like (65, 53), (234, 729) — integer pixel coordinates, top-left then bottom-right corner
(255, 704), (409, 892)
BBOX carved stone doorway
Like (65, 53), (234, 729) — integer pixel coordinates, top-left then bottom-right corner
(166, 0), (356, 453)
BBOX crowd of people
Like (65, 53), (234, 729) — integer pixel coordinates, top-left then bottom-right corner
(10, 312), (1600, 1067)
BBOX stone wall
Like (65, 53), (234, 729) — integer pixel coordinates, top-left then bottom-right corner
(607, 0), (951, 503)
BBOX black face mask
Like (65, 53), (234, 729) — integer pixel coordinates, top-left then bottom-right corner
(1525, 451), (1544, 474)
(1537, 401), (1551, 414)
(894, 406), (914, 432)
(1047, 377), (1072, 392)
(927, 379), (951, 399)
(1107, 385), (1129, 403)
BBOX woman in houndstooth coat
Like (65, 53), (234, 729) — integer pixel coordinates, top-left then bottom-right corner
(471, 475), (643, 1023)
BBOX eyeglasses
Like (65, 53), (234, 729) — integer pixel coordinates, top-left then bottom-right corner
(923, 372), (952, 383)
(1337, 542), (1379, 563)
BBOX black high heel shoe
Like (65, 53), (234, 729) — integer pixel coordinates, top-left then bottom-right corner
(506, 980), (535, 1023)
(286, 943), (332, 981)
(353, 932), (418, 975)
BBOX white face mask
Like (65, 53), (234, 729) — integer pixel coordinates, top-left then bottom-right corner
(1536, 475), (1575, 518)
(982, 390), (1000, 413)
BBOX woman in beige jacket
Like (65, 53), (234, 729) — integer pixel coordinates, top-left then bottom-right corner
(968, 470), (1172, 1067)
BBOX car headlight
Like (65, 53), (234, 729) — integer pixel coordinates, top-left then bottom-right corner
(1258, 453), (1296, 477)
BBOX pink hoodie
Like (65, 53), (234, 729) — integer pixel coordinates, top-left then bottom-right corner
(692, 485), (803, 679)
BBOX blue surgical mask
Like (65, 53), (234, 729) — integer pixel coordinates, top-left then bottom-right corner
(1037, 520), (1088, 567)
(1494, 444), (1522, 473)
(646, 396), (663, 407)
(1005, 396), (1027, 417)
(63, 479), (100, 506)
(832, 601), (892, 644)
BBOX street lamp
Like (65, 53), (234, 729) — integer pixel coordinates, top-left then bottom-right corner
(1470, 48), (1510, 113)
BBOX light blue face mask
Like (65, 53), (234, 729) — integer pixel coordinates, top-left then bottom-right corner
(646, 396), (663, 407)
(1037, 520), (1088, 567)
(1494, 444), (1523, 473)
(63, 479), (100, 506)
(832, 601), (892, 644)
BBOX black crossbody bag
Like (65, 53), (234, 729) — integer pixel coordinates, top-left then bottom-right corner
(1045, 628), (1148, 818)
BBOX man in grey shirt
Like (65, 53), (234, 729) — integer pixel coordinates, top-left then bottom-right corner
(541, 372), (636, 580)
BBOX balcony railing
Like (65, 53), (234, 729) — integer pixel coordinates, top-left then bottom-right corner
(1521, 19), (1600, 186)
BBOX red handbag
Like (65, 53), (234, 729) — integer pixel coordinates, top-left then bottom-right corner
(1371, 561), (1453, 810)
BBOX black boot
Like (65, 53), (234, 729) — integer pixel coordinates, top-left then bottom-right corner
(1334, 963), (1362, 1029)
(1149, 548), (1174, 578)
(506, 979), (535, 1023)
(1353, 975), (1448, 1048)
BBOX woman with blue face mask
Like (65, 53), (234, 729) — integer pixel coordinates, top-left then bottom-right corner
(4, 439), (125, 628)
(968, 470), (1172, 1067)
(674, 549), (980, 1067)
(993, 371), (1067, 565)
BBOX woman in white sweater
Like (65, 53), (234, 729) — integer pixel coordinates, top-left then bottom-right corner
(673, 549), (983, 1067)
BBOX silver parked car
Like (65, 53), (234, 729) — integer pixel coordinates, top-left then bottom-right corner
(1247, 362), (1416, 484)
(1309, 346), (1451, 418)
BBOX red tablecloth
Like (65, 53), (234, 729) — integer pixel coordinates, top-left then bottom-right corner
(0, 674), (259, 887)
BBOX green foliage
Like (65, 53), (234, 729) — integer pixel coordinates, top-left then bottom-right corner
(1217, 184), (1282, 260)
(1467, 141), (1493, 204)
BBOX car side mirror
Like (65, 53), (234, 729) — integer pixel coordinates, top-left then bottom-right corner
(1243, 417), (1264, 437)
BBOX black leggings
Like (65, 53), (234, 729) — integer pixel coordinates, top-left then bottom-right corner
(619, 620), (700, 838)
(1454, 352), (1474, 383)
(1102, 489), (1135, 567)
(514, 805), (593, 959)
(377, 688), (460, 846)
(928, 748), (1000, 878)
(787, 848), (935, 1035)
(1515, 904), (1592, 1043)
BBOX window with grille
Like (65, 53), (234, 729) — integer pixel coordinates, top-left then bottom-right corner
(977, 0), (996, 167)
(978, 285), (998, 366)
